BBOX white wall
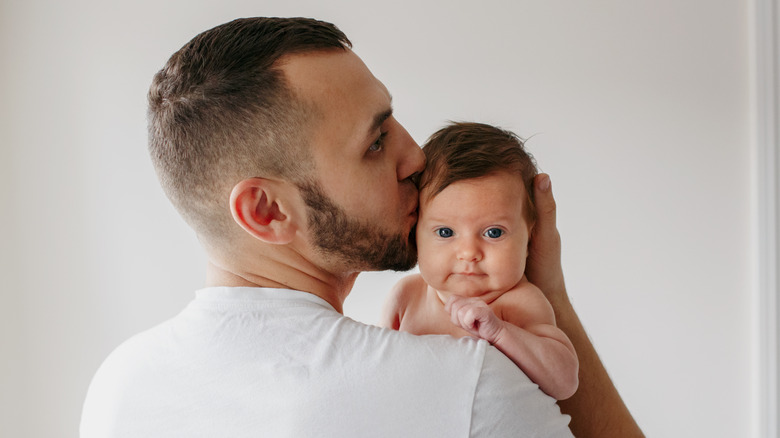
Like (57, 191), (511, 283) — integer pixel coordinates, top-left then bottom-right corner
(1, 1), (755, 437)
(0, 1), (22, 429)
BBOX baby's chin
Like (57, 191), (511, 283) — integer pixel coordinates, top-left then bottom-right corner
(430, 281), (516, 302)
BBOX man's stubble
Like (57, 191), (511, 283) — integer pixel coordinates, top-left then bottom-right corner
(298, 181), (417, 272)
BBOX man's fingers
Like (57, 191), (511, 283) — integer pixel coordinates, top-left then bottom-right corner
(532, 173), (558, 243)
(529, 173), (560, 264)
(527, 173), (566, 301)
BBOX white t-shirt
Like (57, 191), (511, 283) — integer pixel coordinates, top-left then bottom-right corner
(81, 287), (572, 437)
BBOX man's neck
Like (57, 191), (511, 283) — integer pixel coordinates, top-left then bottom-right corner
(204, 259), (358, 314)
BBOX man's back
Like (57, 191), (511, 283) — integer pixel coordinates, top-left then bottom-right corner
(81, 287), (571, 437)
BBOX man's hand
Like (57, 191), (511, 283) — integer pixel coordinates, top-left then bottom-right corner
(526, 174), (567, 307)
(525, 174), (645, 437)
(445, 296), (504, 343)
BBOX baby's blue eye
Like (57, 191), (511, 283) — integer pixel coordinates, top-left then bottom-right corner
(484, 228), (503, 239)
(436, 228), (454, 238)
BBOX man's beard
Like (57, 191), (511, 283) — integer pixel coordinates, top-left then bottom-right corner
(298, 182), (417, 272)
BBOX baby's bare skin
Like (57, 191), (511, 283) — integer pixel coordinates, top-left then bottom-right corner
(382, 272), (578, 400)
(382, 172), (579, 400)
(386, 274), (543, 338)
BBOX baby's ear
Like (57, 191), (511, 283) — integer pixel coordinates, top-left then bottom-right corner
(229, 178), (297, 244)
(527, 221), (536, 249)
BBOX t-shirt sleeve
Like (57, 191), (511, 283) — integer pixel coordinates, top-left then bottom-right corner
(469, 345), (574, 438)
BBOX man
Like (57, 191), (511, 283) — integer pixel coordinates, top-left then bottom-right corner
(81, 17), (643, 437)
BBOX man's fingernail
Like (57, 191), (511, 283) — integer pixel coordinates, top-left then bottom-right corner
(538, 175), (551, 192)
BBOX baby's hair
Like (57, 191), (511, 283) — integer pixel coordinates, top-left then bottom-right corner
(420, 122), (539, 223)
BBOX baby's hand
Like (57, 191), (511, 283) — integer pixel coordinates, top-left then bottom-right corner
(445, 296), (505, 344)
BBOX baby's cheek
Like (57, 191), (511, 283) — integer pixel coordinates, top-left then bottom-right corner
(416, 257), (447, 290)
(496, 259), (526, 286)
(415, 239), (437, 268)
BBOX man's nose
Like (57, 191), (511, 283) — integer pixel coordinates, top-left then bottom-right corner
(394, 122), (425, 182)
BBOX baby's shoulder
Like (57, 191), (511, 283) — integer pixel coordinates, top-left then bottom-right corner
(380, 274), (429, 329)
(493, 279), (555, 325)
(496, 278), (545, 303)
(389, 273), (428, 303)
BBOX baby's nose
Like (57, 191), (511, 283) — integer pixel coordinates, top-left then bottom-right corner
(456, 240), (482, 262)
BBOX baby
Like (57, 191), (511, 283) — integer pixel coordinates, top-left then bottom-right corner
(381, 122), (579, 400)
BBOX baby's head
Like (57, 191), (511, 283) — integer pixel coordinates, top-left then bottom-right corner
(419, 122), (538, 224)
(416, 122), (539, 298)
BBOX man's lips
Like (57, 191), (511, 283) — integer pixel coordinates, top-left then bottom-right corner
(407, 200), (419, 221)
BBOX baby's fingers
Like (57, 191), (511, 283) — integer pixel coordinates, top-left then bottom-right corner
(459, 305), (482, 331)
(451, 298), (490, 335)
(445, 296), (471, 327)
(445, 296), (468, 327)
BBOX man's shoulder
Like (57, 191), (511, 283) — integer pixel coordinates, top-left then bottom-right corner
(363, 332), (573, 437)
(80, 318), (181, 436)
(345, 313), (488, 362)
(85, 318), (176, 389)
(469, 346), (574, 437)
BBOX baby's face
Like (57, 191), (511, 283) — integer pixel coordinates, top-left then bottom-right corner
(416, 171), (532, 299)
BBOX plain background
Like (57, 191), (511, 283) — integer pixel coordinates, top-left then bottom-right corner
(0, 0), (759, 437)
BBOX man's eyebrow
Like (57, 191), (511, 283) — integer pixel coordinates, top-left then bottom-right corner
(370, 107), (393, 134)
(368, 92), (393, 133)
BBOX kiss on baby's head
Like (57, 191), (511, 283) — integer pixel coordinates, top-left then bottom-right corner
(419, 122), (539, 224)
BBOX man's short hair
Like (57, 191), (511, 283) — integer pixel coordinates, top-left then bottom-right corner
(420, 122), (539, 223)
(148, 17), (351, 241)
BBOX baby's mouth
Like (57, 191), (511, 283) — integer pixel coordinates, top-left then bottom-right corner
(452, 271), (485, 277)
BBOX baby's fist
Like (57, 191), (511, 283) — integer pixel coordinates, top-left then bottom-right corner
(445, 296), (504, 343)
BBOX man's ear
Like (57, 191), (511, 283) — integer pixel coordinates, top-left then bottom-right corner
(229, 178), (297, 244)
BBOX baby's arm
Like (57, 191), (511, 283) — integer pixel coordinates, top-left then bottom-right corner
(446, 285), (579, 400)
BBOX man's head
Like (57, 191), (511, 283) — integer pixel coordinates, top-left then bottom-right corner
(148, 18), (423, 274)
(419, 122), (538, 224)
(148, 17), (350, 243)
(280, 50), (423, 272)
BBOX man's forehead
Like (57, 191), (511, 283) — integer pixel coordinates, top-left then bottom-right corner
(280, 49), (388, 98)
(280, 50), (393, 143)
